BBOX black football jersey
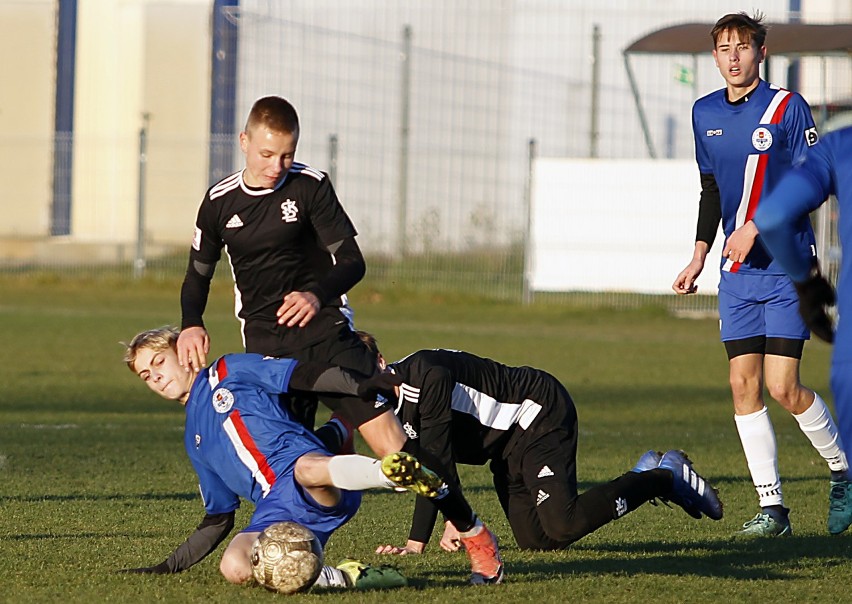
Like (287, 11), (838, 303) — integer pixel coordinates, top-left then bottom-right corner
(388, 349), (572, 463)
(189, 164), (357, 354)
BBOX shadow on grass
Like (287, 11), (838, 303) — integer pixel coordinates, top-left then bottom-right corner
(397, 535), (852, 588)
(506, 535), (852, 582)
(5, 491), (199, 503)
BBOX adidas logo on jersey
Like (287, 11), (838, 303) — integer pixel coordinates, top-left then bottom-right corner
(537, 465), (554, 478)
(615, 496), (628, 517)
(536, 489), (550, 506)
(225, 214), (244, 228)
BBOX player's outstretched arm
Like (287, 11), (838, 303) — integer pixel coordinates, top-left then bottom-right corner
(119, 511), (235, 574)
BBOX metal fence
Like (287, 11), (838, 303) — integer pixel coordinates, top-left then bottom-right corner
(2, 0), (849, 314)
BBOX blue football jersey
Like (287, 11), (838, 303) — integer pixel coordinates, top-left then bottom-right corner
(182, 353), (328, 515)
(692, 79), (819, 275)
(756, 126), (852, 362)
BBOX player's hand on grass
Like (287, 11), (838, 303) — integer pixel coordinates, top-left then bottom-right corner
(794, 267), (836, 343)
(277, 291), (320, 327)
(357, 372), (403, 401)
(375, 540), (426, 555)
(439, 521), (463, 552)
(177, 326), (209, 373)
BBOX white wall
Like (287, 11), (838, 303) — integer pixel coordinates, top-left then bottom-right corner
(529, 158), (724, 295)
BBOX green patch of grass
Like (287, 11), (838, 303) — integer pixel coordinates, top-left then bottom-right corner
(0, 276), (846, 602)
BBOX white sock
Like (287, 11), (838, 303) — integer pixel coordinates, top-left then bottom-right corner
(326, 455), (396, 490)
(735, 407), (784, 507)
(313, 565), (350, 589)
(793, 392), (849, 475)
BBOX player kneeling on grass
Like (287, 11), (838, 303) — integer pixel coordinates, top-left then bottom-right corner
(120, 326), (445, 591)
(359, 335), (724, 555)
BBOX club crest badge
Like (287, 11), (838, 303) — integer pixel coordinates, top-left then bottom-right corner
(752, 127), (773, 151)
(212, 387), (234, 413)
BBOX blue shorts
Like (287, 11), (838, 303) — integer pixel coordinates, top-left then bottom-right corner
(718, 272), (809, 342)
(243, 476), (361, 546)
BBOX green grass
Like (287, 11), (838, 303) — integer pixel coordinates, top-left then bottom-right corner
(1, 275), (850, 603)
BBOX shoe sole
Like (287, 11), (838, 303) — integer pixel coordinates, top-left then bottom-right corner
(381, 453), (443, 498)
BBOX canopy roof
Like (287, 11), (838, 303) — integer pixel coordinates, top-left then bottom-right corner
(625, 22), (852, 56)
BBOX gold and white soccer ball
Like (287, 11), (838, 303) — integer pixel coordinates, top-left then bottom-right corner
(250, 521), (324, 594)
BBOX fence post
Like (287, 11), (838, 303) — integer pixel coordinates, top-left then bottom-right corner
(590, 24), (600, 158)
(397, 24), (412, 257)
(328, 134), (338, 187)
(522, 138), (537, 305)
(134, 113), (150, 279)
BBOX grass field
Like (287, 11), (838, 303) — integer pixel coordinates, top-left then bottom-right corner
(2, 275), (851, 603)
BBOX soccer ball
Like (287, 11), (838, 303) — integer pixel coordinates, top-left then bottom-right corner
(250, 521), (324, 594)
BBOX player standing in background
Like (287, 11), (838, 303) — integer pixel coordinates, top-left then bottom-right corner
(175, 96), (503, 582)
(359, 335), (722, 555)
(672, 12), (851, 537)
(755, 125), (852, 534)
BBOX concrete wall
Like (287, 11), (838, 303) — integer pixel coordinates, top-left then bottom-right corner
(0, 0), (211, 260)
(0, 0), (54, 238)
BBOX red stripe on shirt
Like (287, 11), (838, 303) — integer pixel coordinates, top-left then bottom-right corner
(730, 153), (770, 274)
(216, 357), (228, 380)
(769, 94), (791, 125)
(228, 409), (277, 487)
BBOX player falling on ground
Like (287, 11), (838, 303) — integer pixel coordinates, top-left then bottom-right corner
(672, 11), (851, 537)
(355, 334), (722, 555)
(755, 125), (852, 534)
(120, 326), (492, 588)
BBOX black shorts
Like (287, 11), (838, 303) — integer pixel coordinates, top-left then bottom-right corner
(724, 335), (805, 360)
(491, 419), (579, 550)
(284, 326), (390, 428)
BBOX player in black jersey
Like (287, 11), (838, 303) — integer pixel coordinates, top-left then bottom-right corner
(177, 95), (402, 451)
(360, 335), (723, 554)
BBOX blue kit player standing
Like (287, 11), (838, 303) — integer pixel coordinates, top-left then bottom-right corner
(672, 12), (850, 537)
(755, 125), (852, 534)
(120, 326), (442, 589)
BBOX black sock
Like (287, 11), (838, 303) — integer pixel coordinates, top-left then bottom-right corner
(401, 439), (476, 532)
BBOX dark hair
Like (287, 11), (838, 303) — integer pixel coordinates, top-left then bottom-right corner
(711, 11), (768, 48)
(356, 330), (380, 356)
(245, 96), (300, 138)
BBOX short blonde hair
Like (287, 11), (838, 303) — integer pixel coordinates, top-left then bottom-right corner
(123, 326), (179, 372)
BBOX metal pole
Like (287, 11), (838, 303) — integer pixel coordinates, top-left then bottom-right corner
(590, 24), (600, 158)
(622, 52), (657, 159)
(522, 138), (537, 305)
(397, 25), (412, 257)
(134, 113), (150, 279)
(328, 134), (338, 187)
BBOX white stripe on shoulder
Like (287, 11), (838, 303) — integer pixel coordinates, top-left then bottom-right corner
(759, 89), (791, 124)
(400, 383), (420, 404)
(290, 162), (325, 182)
(210, 172), (243, 200)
